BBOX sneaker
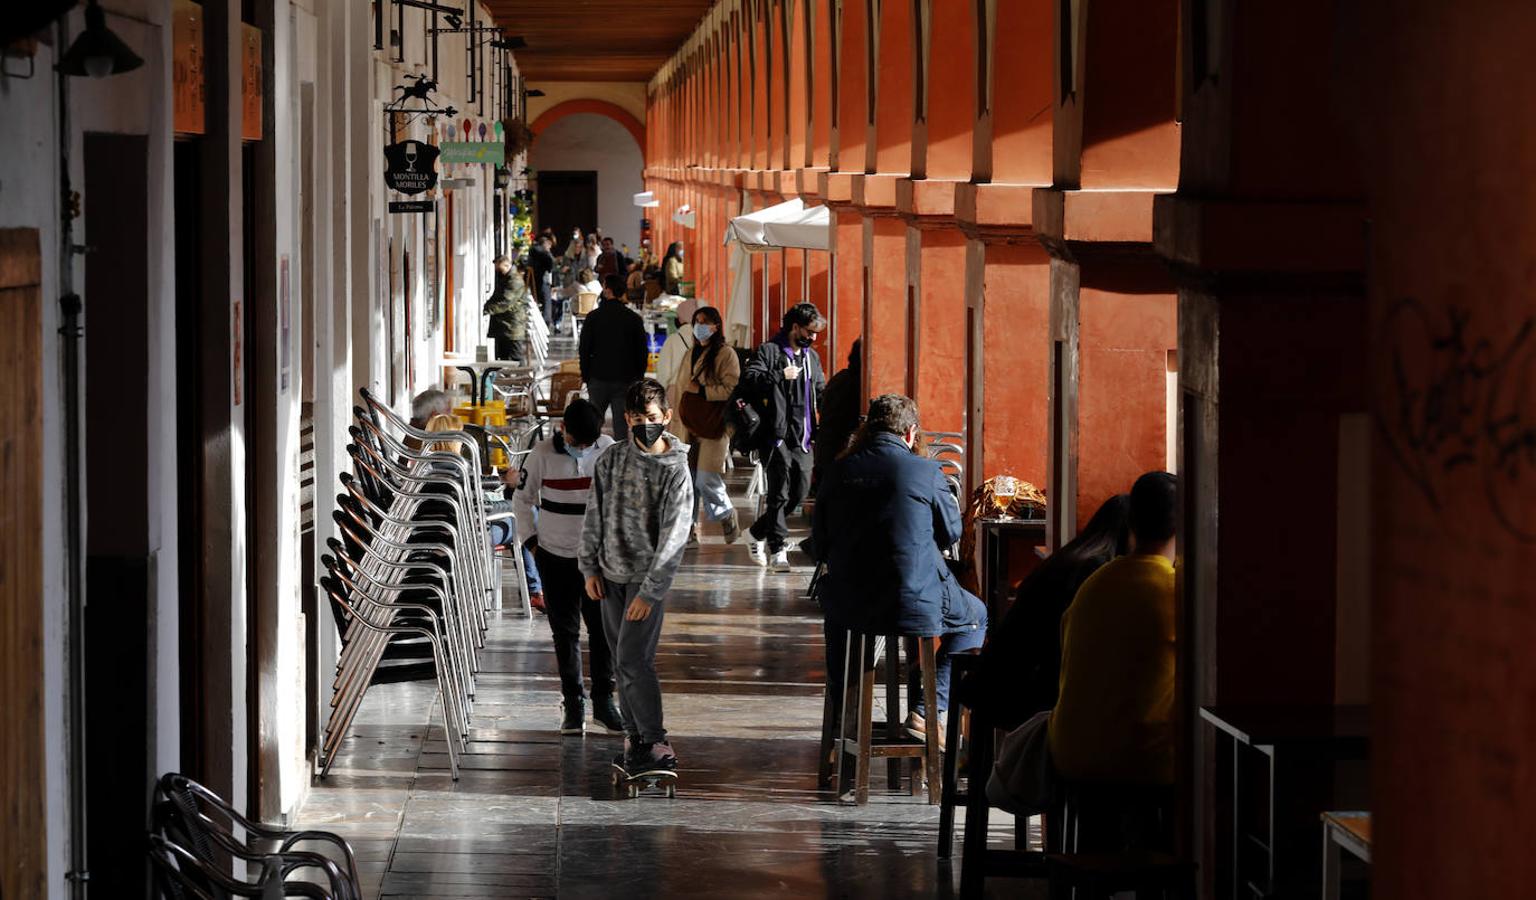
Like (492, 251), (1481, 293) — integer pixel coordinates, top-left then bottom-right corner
(529, 592), (546, 613)
(769, 549), (791, 573)
(904, 710), (946, 751)
(592, 696), (625, 734)
(748, 539), (768, 567)
(560, 698), (585, 735)
(628, 740), (678, 773)
(722, 509), (741, 544)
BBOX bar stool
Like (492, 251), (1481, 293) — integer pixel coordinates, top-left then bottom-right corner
(819, 627), (943, 804)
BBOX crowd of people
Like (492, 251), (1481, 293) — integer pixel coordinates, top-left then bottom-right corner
(472, 246), (1179, 801)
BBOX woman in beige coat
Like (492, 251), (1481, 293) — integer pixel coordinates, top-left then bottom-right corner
(674, 305), (741, 543)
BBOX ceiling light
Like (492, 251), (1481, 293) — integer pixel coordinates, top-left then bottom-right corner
(525, 89), (545, 98)
(443, 13), (462, 30)
(57, 0), (141, 78)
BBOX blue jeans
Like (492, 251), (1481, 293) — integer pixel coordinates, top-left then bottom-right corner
(490, 521), (543, 596)
(913, 583), (987, 717)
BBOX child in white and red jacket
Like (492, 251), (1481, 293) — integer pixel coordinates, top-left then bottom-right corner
(513, 399), (620, 735)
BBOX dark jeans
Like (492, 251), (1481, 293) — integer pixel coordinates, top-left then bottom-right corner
(749, 442), (812, 553)
(494, 336), (526, 363)
(586, 378), (634, 443)
(912, 583), (988, 717)
(536, 548), (614, 703)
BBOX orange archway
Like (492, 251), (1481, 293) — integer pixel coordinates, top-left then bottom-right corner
(530, 99), (648, 163)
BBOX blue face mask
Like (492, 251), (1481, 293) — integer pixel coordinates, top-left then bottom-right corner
(564, 439), (590, 461)
(693, 323), (716, 342)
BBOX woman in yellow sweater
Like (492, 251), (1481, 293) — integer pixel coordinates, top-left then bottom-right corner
(1048, 471), (1178, 786)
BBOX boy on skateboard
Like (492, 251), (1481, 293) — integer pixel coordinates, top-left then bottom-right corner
(579, 378), (694, 779)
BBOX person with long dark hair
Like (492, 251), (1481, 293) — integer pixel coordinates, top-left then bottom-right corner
(661, 241), (686, 294)
(960, 494), (1131, 732)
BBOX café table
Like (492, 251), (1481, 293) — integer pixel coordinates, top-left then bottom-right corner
(442, 356), (541, 405)
(1200, 705), (1369, 900)
(973, 514), (1048, 621)
(1320, 811), (1370, 900)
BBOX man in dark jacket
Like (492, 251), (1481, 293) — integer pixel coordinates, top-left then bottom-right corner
(578, 272), (649, 442)
(484, 255), (529, 362)
(812, 393), (987, 740)
(741, 302), (826, 572)
(528, 234), (557, 325)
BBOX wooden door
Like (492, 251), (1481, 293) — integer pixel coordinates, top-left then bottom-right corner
(0, 227), (46, 899)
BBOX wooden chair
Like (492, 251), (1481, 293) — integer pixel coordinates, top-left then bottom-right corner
(819, 628), (943, 805)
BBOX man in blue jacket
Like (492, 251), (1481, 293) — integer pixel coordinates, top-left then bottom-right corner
(812, 393), (987, 741)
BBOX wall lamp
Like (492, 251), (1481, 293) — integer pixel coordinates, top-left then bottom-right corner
(57, 0), (142, 78)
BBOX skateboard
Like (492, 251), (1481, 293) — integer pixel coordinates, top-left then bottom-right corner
(610, 761), (678, 799)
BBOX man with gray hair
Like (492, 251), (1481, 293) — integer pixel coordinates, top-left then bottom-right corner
(410, 388), (453, 429)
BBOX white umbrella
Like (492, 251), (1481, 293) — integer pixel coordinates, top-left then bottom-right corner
(726, 198), (831, 251)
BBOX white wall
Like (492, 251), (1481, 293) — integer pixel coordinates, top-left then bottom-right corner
(528, 112), (646, 251)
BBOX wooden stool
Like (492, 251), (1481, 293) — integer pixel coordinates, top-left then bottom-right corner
(938, 653), (979, 857)
(819, 629), (942, 804)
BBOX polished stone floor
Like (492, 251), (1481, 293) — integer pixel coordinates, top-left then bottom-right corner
(296, 367), (1028, 898)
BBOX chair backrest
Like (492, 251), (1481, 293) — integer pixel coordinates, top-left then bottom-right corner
(576, 291), (600, 315)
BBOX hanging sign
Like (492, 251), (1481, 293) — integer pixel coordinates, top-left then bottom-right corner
(440, 141), (505, 165)
(389, 200), (434, 214)
(383, 140), (439, 195)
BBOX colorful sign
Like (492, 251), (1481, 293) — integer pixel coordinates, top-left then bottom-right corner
(440, 141), (505, 165)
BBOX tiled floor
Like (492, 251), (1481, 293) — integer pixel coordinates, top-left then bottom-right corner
(297, 340), (1028, 898)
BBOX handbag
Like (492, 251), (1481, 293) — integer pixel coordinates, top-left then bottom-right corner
(985, 710), (1057, 816)
(678, 345), (729, 440)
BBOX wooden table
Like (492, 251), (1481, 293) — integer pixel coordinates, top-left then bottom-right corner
(1200, 705), (1369, 900)
(973, 516), (1048, 621)
(1320, 811), (1370, 900)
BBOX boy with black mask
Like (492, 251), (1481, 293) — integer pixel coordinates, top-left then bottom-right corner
(579, 379), (694, 775)
(742, 302), (827, 572)
(514, 399), (621, 735)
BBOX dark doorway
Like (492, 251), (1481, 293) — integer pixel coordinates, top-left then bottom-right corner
(83, 131), (152, 896)
(536, 170), (598, 255)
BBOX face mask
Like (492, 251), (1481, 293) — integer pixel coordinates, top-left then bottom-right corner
(693, 323), (716, 342)
(795, 331), (817, 349)
(566, 443), (589, 461)
(633, 422), (666, 447)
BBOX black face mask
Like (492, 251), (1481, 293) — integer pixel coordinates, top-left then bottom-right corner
(794, 331), (816, 348)
(633, 422), (666, 447)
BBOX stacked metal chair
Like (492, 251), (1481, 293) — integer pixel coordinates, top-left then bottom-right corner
(149, 773), (361, 899)
(314, 388), (520, 781)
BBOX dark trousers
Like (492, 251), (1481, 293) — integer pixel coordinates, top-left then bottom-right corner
(493, 336), (526, 363)
(535, 548), (614, 703)
(602, 580), (668, 744)
(749, 442), (812, 552)
(586, 378), (633, 443)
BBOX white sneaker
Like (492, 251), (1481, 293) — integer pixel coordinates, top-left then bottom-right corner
(770, 549), (791, 573)
(748, 539), (768, 567)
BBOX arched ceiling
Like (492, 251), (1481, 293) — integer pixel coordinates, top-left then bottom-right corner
(486, 1), (716, 81)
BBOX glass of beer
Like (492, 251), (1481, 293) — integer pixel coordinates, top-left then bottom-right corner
(992, 476), (1018, 520)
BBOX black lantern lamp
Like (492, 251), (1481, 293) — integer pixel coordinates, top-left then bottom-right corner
(58, 0), (142, 78)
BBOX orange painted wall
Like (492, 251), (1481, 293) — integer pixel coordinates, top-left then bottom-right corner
(921, 0), (974, 181)
(834, 0), (867, 171)
(976, 242), (1051, 490)
(1076, 0), (1180, 189)
(987, 0), (1054, 184)
(871, 0), (912, 175)
(1075, 288), (1176, 530)
(913, 228), (967, 434)
(864, 217), (908, 399)
(830, 209), (863, 376)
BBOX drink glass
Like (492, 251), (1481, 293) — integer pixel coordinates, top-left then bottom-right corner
(992, 475), (1018, 521)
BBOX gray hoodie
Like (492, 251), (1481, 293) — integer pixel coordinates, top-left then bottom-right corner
(577, 433), (694, 601)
